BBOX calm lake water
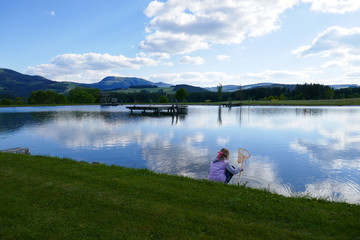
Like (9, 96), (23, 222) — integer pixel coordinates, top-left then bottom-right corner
(1, 105), (360, 204)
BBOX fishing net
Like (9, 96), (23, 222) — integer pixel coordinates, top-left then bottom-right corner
(238, 148), (251, 184)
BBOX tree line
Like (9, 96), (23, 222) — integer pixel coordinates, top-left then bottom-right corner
(1, 84), (360, 105)
(232, 84), (360, 101)
(0, 87), (100, 105)
(0, 87), (189, 105)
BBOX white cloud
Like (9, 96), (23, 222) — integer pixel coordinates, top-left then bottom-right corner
(148, 52), (171, 60)
(162, 62), (174, 67)
(302, 0), (360, 14)
(140, 0), (360, 55)
(26, 52), (159, 83)
(44, 10), (55, 16)
(148, 69), (316, 87)
(139, 31), (210, 55)
(293, 26), (360, 72)
(140, 0), (298, 55)
(217, 55), (231, 61)
(178, 56), (205, 65)
(293, 26), (360, 57)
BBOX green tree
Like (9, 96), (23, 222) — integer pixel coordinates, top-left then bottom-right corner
(14, 97), (24, 105)
(325, 88), (334, 99)
(217, 84), (223, 102)
(28, 90), (67, 104)
(158, 95), (168, 103)
(0, 98), (13, 105)
(28, 90), (48, 104)
(68, 87), (100, 104)
(175, 88), (188, 102)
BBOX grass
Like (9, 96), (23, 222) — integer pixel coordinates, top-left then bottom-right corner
(1, 153), (359, 239)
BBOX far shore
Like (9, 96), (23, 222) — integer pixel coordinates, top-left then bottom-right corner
(1, 98), (360, 108)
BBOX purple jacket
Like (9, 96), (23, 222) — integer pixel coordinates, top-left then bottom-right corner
(208, 158), (242, 183)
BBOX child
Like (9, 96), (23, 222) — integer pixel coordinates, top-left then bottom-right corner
(208, 148), (243, 183)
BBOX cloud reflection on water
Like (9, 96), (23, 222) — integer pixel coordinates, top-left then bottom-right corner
(234, 157), (293, 197)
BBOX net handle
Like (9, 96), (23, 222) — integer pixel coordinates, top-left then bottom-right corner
(238, 148), (250, 185)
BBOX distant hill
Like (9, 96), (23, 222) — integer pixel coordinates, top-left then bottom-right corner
(206, 85), (241, 92)
(173, 84), (209, 92)
(1, 67), (359, 98)
(0, 68), (78, 98)
(0, 68), (170, 98)
(330, 84), (359, 90)
(84, 76), (154, 90)
(154, 82), (172, 88)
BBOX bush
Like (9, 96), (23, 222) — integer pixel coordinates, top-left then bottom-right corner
(0, 98), (13, 105)
(14, 97), (24, 105)
(28, 90), (67, 104)
(68, 87), (100, 104)
(175, 88), (188, 102)
(158, 95), (168, 103)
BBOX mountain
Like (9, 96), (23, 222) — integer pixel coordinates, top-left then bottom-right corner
(2, 67), (359, 98)
(206, 85), (241, 92)
(173, 84), (209, 92)
(85, 76), (154, 90)
(154, 82), (172, 88)
(330, 84), (359, 90)
(0, 68), (168, 98)
(0, 68), (78, 98)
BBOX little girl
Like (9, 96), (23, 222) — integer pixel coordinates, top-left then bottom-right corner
(208, 148), (243, 183)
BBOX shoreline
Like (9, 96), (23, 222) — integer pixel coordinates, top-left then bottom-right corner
(2, 97), (360, 108)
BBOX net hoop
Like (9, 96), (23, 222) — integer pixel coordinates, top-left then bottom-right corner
(238, 147), (250, 164)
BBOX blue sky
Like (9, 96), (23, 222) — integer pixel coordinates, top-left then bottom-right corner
(1, 0), (360, 87)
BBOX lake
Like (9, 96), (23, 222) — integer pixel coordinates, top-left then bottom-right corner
(1, 105), (360, 204)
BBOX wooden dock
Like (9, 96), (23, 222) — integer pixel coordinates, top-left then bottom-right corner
(126, 105), (187, 114)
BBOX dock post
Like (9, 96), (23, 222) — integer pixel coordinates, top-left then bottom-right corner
(171, 99), (175, 114)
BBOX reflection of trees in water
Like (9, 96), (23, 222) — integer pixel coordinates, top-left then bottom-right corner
(251, 107), (326, 117)
(0, 113), (31, 133)
(0, 112), (56, 133)
(0, 111), (127, 134)
(252, 107), (290, 115)
(127, 112), (187, 125)
(295, 108), (325, 116)
(218, 106), (222, 125)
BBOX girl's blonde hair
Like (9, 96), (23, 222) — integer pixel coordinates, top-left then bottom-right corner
(217, 148), (230, 160)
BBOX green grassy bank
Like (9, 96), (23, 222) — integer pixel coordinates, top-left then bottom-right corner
(1, 153), (360, 239)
